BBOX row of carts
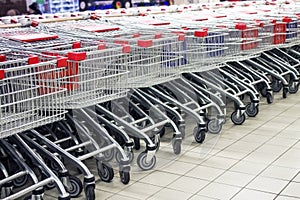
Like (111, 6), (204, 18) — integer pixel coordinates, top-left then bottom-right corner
(1, 1), (300, 199)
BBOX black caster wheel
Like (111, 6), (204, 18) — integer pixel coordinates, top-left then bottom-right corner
(245, 103), (259, 117)
(289, 81), (299, 94)
(283, 87), (288, 98)
(85, 185), (95, 200)
(97, 162), (114, 182)
(272, 79), (282, 92)
(13, 173), (28, 187)
(103, 148), (115, 162)
(67, 176), (83, 198)
(116, 150), (134, 164)
(137, 152), (156, 171)
(207, 119), (222, 134)
(119, 168), (130, 185)
(231, 110), (246, 125)
(172, 139), (182, 155)
(193, 127), (206, 143)
(266, 92), (273, 104)
(133, 137), (140, 150)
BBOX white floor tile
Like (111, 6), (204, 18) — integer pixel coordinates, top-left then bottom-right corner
(107, 194), (140, 200)
(216, 149), (249, 160)
(189, 194), (219, 200)
(147, 188), (193, 200)
(214, 171), (255, 187)
(275, 196), (300, 200)
(266, 135), (298, 147)
(247, 176), (289, 194)
(160, 160), (197, 175)
(243, 151), (279, 165)
(231, 189), (276, 200)
(225, 141), (261, 153)
(273, 155), (300, 169)
(254, 144), (289, 156)
(230, 160), (267, 175)
(117, 182), (161, 199)
(95, 179), (132, 193)
(175, 151), (211, 164)
(292, 173), (300, 182)
(240, 134), (273, 144)
(282, 148), (300, 159)
(275, 131), (300, 141)
(260, 165), (299, 181)
(138, 171), (180, 187)
(281, 182), (300, 197)
(167, 176), (210, 194)
(197, 182), (241, 200)
(185, 165), (225, 181)
(201, 156), (239, 170)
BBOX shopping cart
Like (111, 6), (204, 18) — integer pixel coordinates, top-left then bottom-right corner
(0, 49), (71, 199)
(0, 49), (66, 139)
(40, 20), (187, 164)
(0, 29), (132, 194)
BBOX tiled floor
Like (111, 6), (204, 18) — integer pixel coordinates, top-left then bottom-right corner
(46, 90), (300, 200)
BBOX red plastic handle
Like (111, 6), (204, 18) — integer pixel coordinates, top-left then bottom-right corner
(68, 52), (86, 61)
(0, 69), (4, 80)
(0, 54), (6, 62)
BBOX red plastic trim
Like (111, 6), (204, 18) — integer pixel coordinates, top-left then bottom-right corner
(72, 42), (81, 49)
(194, 30), (208, 37)
(178, 34), (185, 41)
(282, 17), (292, 23)
(98, 43), (106, 50)
(0, 69), (4, 80)
(122, 45), (131, 53)
(155, 33), (162, 39)
(235, 23), (247, 30)
(114, 40), (129, 45)
(138, 40), (153, 47)
(68, 52), (86, 61)
(133, 33), (140, 38)
(0, 54), (6, 62)
(28, 55), (39, 64)
(56, 56), (68, 68)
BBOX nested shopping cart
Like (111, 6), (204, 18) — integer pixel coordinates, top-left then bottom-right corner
(0, 29), (132, 196)
(108, 16), (229, 134)
(40, 20), (188, 165)
(0, 48), (72, 200)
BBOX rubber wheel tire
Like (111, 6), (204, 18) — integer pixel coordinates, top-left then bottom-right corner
(137, 152), (156, 171)
(115, 150), (134, 164)
(266, 93), (273, 104)
(231, 110), (246, 125)
(97, 162), (114, 182)
(289, 82), (299, 94)
(119, 170), (130, 185)
(283, 87), (288, 98)
(179, 126), (185, 139)
(67, 176), (83, 198)
(272, 79), (282, 92)
(193, 127), (206, 143)
(207, 119), (222, 134)
(245, 103), (259, 117)
(103, 148), (115, 162)
(260, 86), (267, 97)
(85, 185), (95, 200)
(133, 137), (140, 150)
(13, 174), (28, 187)
(172, 139), (182, 155)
